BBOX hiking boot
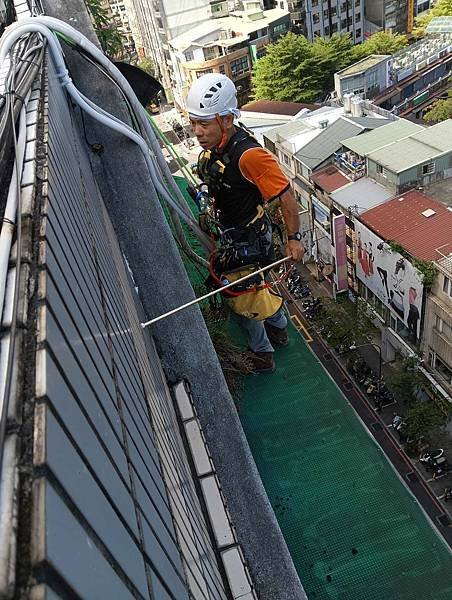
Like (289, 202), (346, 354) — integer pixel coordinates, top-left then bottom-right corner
(249, 351), (276, 374)
(264, 323), (289, 348)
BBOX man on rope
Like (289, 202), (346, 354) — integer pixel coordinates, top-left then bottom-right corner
(187, 73), (304, 373)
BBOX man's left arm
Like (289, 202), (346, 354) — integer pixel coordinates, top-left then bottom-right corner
(280, 188), (305, 262)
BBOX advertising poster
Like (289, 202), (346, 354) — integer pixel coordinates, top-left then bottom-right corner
(298, 210), (315, 259)
(353, 220), (424, 338)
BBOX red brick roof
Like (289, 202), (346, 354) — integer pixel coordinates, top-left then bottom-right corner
(311, 166), (350, 193)
(240, 100), (319, 116)
(360, 190), (452, 261)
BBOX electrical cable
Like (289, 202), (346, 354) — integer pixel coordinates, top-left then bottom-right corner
(2, 17), (212, 252)
(0, 55), (30, 477)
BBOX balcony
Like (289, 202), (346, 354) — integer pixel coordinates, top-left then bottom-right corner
(333, 150), (366, 181)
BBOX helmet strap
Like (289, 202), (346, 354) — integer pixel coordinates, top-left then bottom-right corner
(215, 114), (229, 151)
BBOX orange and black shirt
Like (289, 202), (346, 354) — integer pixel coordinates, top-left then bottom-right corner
(198, 128), (289, 228)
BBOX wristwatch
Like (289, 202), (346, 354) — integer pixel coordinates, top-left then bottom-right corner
(288, 232), (302, 241)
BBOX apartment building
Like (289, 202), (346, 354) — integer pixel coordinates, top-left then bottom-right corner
(169, 4), (290, 108)
(303, 0), (364, 42)
(423, 256), (452, 397)
(129, 0), (212, 96)
(364, 0), (412, 36)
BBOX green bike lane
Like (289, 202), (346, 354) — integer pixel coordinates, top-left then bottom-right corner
(238, 327), (452, 600)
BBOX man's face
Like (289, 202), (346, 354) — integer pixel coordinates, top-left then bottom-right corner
(189, 117), (223, 149)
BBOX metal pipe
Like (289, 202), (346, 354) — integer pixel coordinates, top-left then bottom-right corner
(141, 256), (292, 328)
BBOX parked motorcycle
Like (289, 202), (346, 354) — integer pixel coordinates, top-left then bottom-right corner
(419, 449), (444, 466)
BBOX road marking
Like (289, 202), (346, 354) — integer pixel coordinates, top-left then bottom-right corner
(290, 314), (313, 343)
(437, 494), (445, 500)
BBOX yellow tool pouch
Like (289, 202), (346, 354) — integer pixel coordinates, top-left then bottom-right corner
(223, 268), (283, 321)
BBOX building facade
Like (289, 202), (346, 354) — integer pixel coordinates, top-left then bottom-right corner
(169, 5), (290, 108)
(304, 0), (364, 43)
(364, 0), (412, 36)
(423, 257), (452, 397)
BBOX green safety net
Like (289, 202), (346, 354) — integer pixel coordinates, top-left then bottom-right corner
(239, 329), (452, 600)
(170, 174), (452, 600)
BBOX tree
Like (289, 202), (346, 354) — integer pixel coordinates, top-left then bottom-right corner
(352, 31), (408, 62)
(251, 32), (354, 103)
(138, 57), (155, 77)
(423, 87), (452, 122)
(403, 401), (446, 453)
(86, 0), (125, 57)
(414, 0), (452, 36)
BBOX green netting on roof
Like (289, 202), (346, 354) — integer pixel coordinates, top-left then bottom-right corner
(169, 176), (209, 297)
(238, 329), (452, 600)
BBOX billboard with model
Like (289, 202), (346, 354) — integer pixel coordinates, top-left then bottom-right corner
(353, 220), (424, 338)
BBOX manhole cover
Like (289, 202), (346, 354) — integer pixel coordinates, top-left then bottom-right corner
(370, 422), (383, 432)
(406, 472), (418, 483)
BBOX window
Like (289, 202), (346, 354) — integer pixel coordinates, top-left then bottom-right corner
(324, 25), (330, 36)
(312, 0), (319, 6)
(356, 27), (361, 38)
(422, 162), (435, 175)
(219, 64), (226, 74)
(203, 47), (218, 60)
(331, 6), (337, 17)
(196, 69), (213, 78)
(323, 8), (328, 18)
(230, 55), (249, 77)
(256, 47), (267, 59)
(341, 2), (347, 12)
(341, 18), (347, 28)
(377, 164), (388, 178)
(332, 22), (338, 32)
(443, 276), (450, 294)
(184, 50), (194, 62)
(313, 13), (320, 24)
(355, 12), (361, 21)
(280, 152), (291, 166)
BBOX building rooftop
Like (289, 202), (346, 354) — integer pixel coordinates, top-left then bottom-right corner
(342, 119), (424, 156)
(330, 177), (393, 214)
(295, 117), (366, 170)
(360, 190), (452, 260)
(241, 99), (319, 116)
(295, 115), (389, 170)
(425, 16), (452, 34)
(169, 8), (288, 52)
(263, 119), (309, 144)
(335, 54), (391, 78)
(311, 165), (350, 193)
(424, 177), (452, 208)
(367, 119), (452, 172)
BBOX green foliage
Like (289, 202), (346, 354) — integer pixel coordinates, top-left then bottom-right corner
(314, 297), (376, 348)
(403, 401), (446, 452)
(414, 0), (452, 36)
(352, 31), (408, 62)
(138, 57), (155, 76)
(251, 32), (354, 102)
(386, 365), (423, 407)
(412, 258), (438, 292)
(387, 240), (405, 254)
(86, 0), (125, 57)
(423, 86), (452, 123)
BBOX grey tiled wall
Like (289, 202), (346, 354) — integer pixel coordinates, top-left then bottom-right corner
(33, 56), (227, 599)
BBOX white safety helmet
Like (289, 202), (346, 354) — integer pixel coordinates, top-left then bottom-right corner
(186, 73), (241, 120)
